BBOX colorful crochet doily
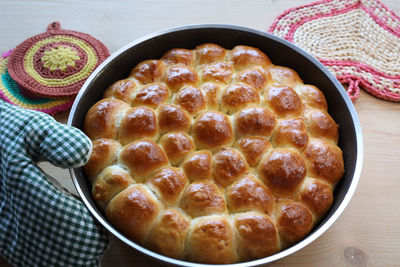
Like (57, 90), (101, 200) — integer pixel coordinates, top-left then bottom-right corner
(1, 51), (74, 115)
(269, 0), (400, 102)
(8, 22), (109, 98)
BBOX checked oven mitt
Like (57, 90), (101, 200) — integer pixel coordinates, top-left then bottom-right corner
(0, 100), (108, 266)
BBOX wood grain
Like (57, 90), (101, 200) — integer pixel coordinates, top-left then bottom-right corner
(1, 0), (400, 266)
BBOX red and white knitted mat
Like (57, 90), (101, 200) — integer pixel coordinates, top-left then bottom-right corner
(269, 0), (400, 102)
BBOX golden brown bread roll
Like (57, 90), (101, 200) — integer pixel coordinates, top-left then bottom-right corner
(181, 150), (213, 181)
(84, 138), (121, 182)
(119, 106), (158, 145)
(103, 79), (137, 104)
(234, 211), (280, 260)
(162, 48), (195, 66)
(106, 184), (162, 243)
(83, 43), (345, 263)
(212, 147), (248, 187)
(235, 136), (272, 167)
(159, 131), (195, 166)
(229, 45), (271, 70)
(199, 62), (234, 84)
(147, 167), (188, 206)
(195, 43), (227, 65)
(164, 65), (199, 92)
(304, 109), (338, 143)
(84, 99), (130, 140)
(119, 139), (169, 181)
(199, 82), (221, 110)
(305, 138), (344, 184)
(295, 84), (328, 111)
(221, 84), (260, 114)
(269, 66), (302, 87)
(300, 178), (333, 219)
(130, 59), (165, 84)
(192, 110), (233, 149)
(181, 179), (226, 217)
(271, 118), (309, 149)
(258, 148), (306, 196)
(235, 67), (270, 92)
(264, 85), (303, 118)
(277, 201), (314, 246)
(186, 216), (237, 263)
(234, 106), (276, 138)
(226, 175), (274, 214)
(146, 208), (190, 259)
(174, 86), (206, 116)
(132, 83), (169, 109)
(92, 165), (135, 209)
(157, 104), (192, 134)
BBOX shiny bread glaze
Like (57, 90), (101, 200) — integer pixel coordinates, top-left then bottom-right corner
(84, 43), (344, 263)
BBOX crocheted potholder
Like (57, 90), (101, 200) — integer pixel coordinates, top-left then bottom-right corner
(269, 0), (400, 102)
(8, 22), (109, 98)
(0, 51), (74, 115)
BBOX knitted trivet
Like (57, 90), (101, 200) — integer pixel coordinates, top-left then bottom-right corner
(1, 51), (74, 115)
(8, 22), (109, 98)
(269, 0), (400, 102)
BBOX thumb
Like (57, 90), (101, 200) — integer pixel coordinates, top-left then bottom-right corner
(25, 114), (92, 168)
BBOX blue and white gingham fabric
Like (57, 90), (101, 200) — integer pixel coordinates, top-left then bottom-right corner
(0, 100), (108, 266)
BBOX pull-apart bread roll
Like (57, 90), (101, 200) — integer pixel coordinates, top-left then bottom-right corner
(83, 43), (344, 263)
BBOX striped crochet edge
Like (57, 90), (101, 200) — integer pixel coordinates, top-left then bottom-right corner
(0, 54), (74, 115)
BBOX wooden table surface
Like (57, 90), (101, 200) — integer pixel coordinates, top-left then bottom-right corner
(1, 0), (400, 266)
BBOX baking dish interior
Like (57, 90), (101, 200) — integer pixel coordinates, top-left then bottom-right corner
(68, 25), (362, 267)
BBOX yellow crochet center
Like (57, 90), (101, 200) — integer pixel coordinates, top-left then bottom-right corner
(24, 35), (98, 87)
(1, 57), (70, 109)
(41, 46), (80, 72)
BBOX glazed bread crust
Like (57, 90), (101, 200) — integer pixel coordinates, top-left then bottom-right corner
(83, 43), (344, 263)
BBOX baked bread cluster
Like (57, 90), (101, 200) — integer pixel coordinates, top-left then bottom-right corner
(83, 43), (344, 263)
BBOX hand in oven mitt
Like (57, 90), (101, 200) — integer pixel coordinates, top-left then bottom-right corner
(0, 100), (108, 266)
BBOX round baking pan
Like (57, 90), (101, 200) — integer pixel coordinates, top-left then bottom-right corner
(68, 24), (363, 267)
